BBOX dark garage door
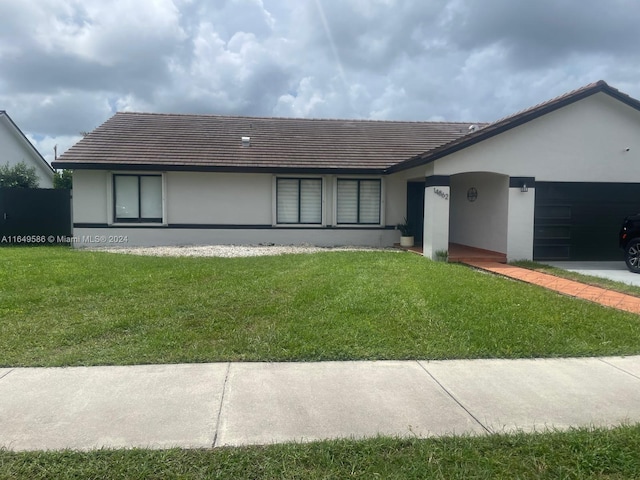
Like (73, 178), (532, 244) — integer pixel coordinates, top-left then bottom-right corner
(534, 182), (640, 261)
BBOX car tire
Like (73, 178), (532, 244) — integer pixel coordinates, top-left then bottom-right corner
(625, 239), (640, 273)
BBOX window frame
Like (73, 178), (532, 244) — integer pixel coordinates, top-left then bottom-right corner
(335, 178), (382, 225)
(275, 177), (323, 225)
(112, 173), (163, 223)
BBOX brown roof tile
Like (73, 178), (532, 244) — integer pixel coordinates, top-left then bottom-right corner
(54, 81), (638, 174)
(53, 113), (481, 173)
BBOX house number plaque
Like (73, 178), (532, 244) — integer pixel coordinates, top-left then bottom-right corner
(434, 188), (449, 200)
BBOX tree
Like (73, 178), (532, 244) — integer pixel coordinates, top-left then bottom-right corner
(54, 169), (73, 189)
(0, 161), (39, 188)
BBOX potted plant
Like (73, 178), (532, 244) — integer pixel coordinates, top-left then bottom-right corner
(397, 217), (414, 247)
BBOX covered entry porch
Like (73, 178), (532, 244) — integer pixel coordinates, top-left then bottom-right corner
(420, 172), (535, 262)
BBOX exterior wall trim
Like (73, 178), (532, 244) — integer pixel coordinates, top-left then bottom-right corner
(74, 223), (397, 230)
(425, 175), (451, 187)
(509, 177), (536, 188)
(53, 162), (386, 175)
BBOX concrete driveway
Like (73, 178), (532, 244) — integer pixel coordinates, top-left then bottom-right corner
(546, 261), (640, 287)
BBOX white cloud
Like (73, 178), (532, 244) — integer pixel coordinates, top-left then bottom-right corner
(1, 0), (640, 150)
(274, 77), (327, 117)
(31, 0), (186, 64)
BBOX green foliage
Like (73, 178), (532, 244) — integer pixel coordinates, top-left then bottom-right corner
(0, 161), (39, 188)
(435, 249), (449, 261)
(396, 216), (413, 236)
(2, 248), (640, 367)
(53, 169), (72, 189)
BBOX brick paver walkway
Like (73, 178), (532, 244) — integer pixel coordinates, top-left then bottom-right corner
(465, 261), (640, 315)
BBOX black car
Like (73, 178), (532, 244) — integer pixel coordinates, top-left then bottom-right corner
(620, 214), (640, 272)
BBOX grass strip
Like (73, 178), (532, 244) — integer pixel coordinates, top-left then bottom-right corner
(2, 425), (640, 479)
(513, 260), (640, 297)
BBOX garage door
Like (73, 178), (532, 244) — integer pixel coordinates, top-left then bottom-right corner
(534, 182), (640, 261)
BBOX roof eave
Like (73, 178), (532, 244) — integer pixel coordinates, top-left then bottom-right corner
(50, 161), (387, 176)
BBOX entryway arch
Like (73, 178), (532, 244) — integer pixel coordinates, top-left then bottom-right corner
(449, 172), (510, 256)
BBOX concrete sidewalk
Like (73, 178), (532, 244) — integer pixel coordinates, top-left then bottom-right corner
(1, 357), (640, 451)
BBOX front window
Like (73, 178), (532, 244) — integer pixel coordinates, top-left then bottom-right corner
(337, 179), (381, 224)
(276, 178), (322, 224)
(114, 174), (162, 222)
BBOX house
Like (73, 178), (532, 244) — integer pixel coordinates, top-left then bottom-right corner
(52, 80), (640, 261)
(0, 111), (55, 188)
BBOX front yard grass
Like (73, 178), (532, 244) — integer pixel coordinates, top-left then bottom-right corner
(2, 425), (640, 479)
(2, 247), (640, 366)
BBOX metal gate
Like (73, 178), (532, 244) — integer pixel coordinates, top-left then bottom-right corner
(0, 188), (71, 245)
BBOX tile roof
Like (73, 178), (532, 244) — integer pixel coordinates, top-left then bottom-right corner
(53, 80), (639, 174)
(52, 113), (481, 173)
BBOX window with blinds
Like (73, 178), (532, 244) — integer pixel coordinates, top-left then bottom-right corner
(114, 174), (162, 222)
(276, 178), (322, 224)
(337, 179), (381, 224)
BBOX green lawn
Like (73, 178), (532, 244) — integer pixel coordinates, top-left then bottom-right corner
(3, 247), (640, 476)
(2, 425), (640, 479)
(2, 247), (640, 366)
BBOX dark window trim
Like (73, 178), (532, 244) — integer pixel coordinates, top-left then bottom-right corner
(276, 177), (323, 225)
(336, 178), (382, 225)
(113, 174), (163, 223)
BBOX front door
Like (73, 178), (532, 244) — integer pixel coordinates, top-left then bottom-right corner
(407, 181), (425, 244)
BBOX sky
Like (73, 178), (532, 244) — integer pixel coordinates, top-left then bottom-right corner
(2, 0), (640, 164)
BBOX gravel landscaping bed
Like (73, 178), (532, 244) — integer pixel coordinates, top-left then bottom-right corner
(86, 244), (397, 258)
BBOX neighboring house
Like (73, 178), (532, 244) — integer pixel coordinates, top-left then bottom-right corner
(0, 111), (54, 188)
(52, 81), (640, 261)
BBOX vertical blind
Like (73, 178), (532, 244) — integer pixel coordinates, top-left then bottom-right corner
(300, 179), (322, 223)
(337, 179), (381, 224)
(277, 178), (322, 224)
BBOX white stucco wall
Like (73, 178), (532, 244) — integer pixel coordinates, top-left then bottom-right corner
(423, 185), (450, 259)
(0, 116), (54, 188)
(385, 165), (429, 224)
(71, 227), (399, 248)
(73, 170), (108, 223)
(166, 172), (273, 224)
(507, 186), (535, 261)
(70, 170), (406, 247)
(431, 92), (640, 182)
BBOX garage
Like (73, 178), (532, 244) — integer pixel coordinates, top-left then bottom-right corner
(416, 81), (640, 262)
(534, 182), (640, 261)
